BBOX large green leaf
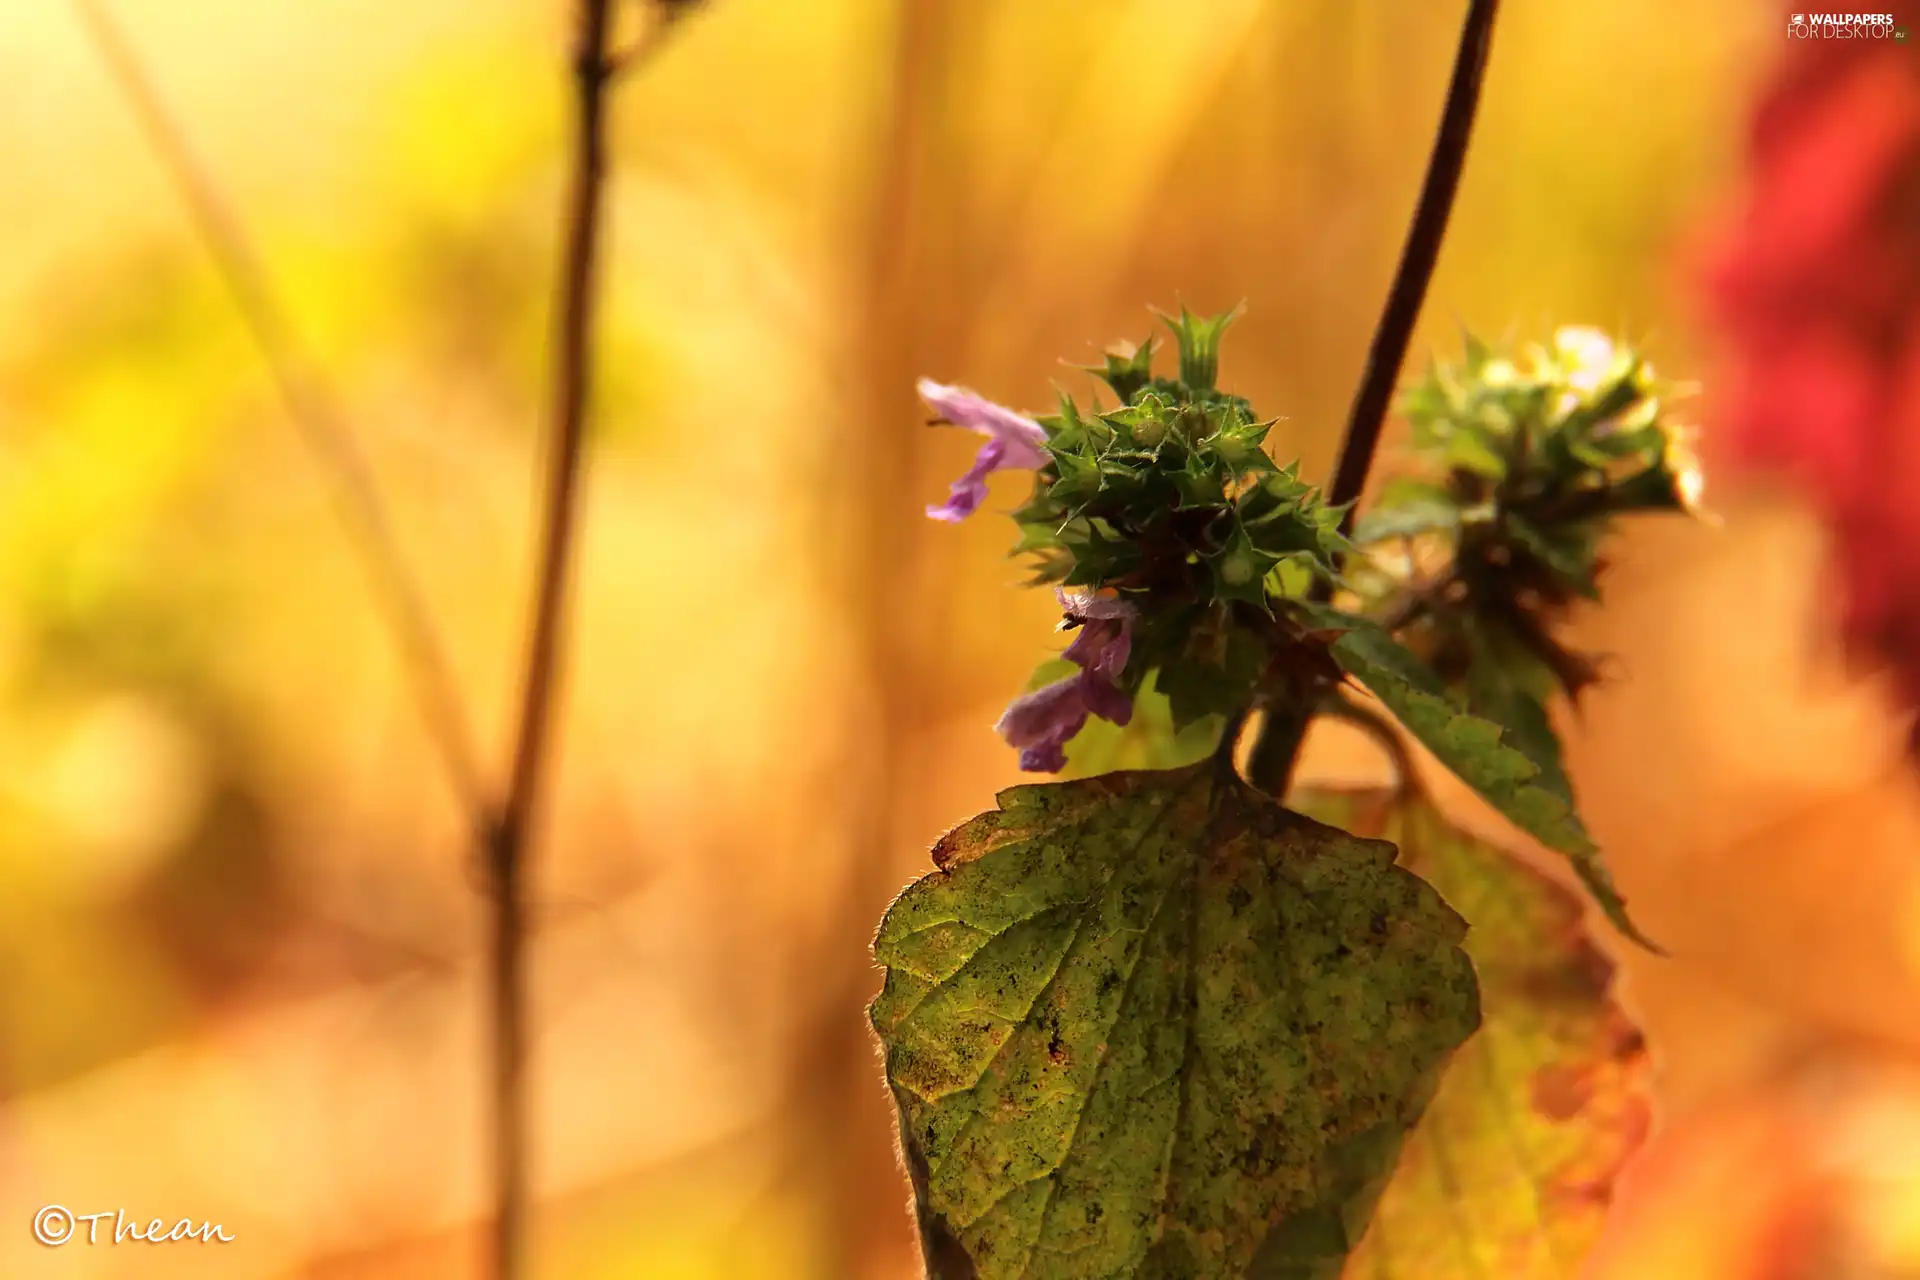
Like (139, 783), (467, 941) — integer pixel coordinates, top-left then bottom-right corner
(1295, 791), (1652, 1279)
(1296, 607), (1654, 952)
(871, 765), (1481, 1279)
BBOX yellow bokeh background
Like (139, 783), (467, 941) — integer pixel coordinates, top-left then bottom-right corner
(3, 1), (1919, 1276)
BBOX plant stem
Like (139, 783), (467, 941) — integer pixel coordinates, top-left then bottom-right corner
(1246, 700), (1314, 795)
(1319, 693), (1424, 801)
(1213, 706), (1252, 775)
(1249, 0), (1500, 798)
(1323, 0), (1500, 533)
(488, 1), (619, 1275)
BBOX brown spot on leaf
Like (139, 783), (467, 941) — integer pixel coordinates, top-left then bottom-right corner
(1531, 1062), (1595, 1122)
(1602, 1008), (1648, 1061)
(1514, 932), (1617, 1005)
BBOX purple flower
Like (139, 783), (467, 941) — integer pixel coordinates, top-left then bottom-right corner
(995, 591), (1139, 773)
(994, 679), (1092, 774)
(918, 378), (1049, 522)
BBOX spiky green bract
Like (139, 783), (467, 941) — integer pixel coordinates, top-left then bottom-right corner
(1351, 328), (1704, 715)
(1016, 385), (1349, 609)
(1380, 326), (1702, 529)
(1337, 329), (1703, 935)
(1012, 312), (1358, 734)
(1154, 303), (1246, 393)
(871, 765), (1480, 1280)
(1291, 602), (1657, 952)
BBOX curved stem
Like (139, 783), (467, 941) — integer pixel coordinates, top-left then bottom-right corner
(1324, 0), (1500, 533)
(1245, 700), (1312, 795)
(1318, 693), (1425, 803)
(1213, 706), (1253, 776)
(1249, 0), (1500, 800)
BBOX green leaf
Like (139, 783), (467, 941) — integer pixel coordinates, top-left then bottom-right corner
(1172, 457), (1231, 510)
(1061, 675), (1220, 776)
(1012, 521), (1066, 556)
(1293, 791), (1652, 1280)
(1145, 613), (1271, 732)
(1049, 450), (1103, 504)
(1605, 456), (1698, 514)
(1461, 669), (1573, 808)
(1156, 653), (1258, 733)
(1295, 607), (1655, 952)
(1442, 427), (1508, 479)
(872, 766), (1481, 1279)
(1267, 551), (1329, 600)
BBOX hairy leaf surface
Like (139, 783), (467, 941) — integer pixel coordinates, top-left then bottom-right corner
(1295, 790), (1652, 1279)
(871, 765), (1481, 1279)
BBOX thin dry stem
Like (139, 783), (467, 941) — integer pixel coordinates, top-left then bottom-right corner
(485, 0), (623, 1274)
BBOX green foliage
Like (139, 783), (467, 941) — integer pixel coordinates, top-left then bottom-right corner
(1007, 311), (1372, 745)
(986, 318), (1653, 949)
(1390, 326), (1698, 511)
(1291, 603), (1653, 951)
(1294, 791), (1652, 1279)
(1014, 310), (1350, 612)
(872, 766), (1480, 1279)
(1354, 327), (1704, 709)
(896, 313), (1686, 1278)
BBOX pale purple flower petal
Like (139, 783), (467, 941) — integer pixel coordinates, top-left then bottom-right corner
(1078, 675), (1134, 727)
(1055, 588), (1138, 622)
(995, 678), (1091, 773)
(1058, 591), (1136, 683)
(918, 379), (1049, 523)
(995, 593), (1140, 772)
(918, 379), (1049, 464)
(1062, 618), (1130, 683)
(926, 436), (1008, 522)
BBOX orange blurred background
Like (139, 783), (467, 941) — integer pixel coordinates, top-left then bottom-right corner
(3, 1), (1918, 1276)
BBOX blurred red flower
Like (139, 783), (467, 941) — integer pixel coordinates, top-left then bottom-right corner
(1705, 15), (1920, 734)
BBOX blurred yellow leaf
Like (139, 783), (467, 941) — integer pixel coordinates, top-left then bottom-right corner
(1297, 789), (1652, 1278)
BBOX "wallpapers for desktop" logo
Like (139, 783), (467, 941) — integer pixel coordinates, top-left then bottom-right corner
(1788, 12), (1908, 38)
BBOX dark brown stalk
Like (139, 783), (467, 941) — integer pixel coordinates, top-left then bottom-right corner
(1322, 0), (1501, 533)
(486, 1), (621, 1274)
(1248, 0), (1501, 797)
(79, 1), (686, 1272)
